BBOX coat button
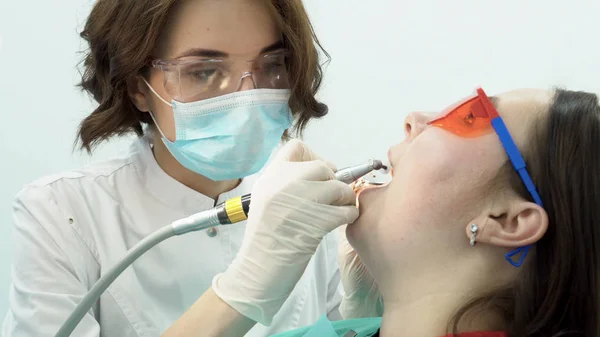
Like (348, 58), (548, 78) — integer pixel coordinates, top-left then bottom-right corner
(206, 227), (218, 237)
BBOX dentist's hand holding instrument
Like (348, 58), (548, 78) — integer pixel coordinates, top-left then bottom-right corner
(164, 139), (360, 337)
(212, 139), (359, 325)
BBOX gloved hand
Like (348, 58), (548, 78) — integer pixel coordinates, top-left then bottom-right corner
(338, 224), (384, 318)
(212, 139), (359, 326)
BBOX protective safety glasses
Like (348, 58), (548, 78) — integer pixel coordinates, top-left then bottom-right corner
(150, 50), (290, 103)
(428, 88), (543, 267)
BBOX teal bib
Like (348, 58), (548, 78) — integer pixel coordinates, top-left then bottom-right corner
(269, 316), (382, 337)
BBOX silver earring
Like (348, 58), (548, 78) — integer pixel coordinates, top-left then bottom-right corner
(469, 223), (478, 246)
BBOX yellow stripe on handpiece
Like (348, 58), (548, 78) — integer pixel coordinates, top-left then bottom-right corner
(225, 196), (248, 223)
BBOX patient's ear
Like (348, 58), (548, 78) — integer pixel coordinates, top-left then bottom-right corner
(465, 200), (548, 247)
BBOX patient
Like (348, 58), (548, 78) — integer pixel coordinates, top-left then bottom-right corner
(277, 87), (600, 336)
(167, 87), (600, 337)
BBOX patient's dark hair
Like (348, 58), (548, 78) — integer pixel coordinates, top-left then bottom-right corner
(449, 89), (600, 336)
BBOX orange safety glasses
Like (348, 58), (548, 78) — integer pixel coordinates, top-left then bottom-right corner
(428, 88), (500, 138)
(427, 88), (543, 267)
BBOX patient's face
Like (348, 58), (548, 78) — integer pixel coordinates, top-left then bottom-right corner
(348, 89), (552, 282)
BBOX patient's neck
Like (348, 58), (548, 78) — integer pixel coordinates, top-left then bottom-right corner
(377, 258), (507, 337)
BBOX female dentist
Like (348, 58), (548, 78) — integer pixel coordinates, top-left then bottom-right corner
(3, 1), (357, 336)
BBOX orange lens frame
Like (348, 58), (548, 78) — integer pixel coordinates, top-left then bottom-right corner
(426, 88), (499, 137)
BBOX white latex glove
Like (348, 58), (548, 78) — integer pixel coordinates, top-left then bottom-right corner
(338, 224), (384, 318)
(212, 139), (359, 326)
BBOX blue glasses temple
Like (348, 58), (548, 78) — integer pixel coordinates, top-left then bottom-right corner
(491, 117), (544, 267)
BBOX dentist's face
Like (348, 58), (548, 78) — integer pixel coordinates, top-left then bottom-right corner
(144, 0), (282, 141)
(348, 89), (552, 285)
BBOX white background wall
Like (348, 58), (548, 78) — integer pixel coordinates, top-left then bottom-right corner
(0, 0), (598, 317)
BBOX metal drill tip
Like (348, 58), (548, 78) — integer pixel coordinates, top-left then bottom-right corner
(370, 159), (389, 173)
(370, 159), (384, 170)
(370, 159), (390, 174)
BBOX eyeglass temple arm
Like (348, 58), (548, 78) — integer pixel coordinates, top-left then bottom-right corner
(491, 117), (543, 268)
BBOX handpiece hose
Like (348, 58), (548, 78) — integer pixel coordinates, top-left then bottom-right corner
(53, 159), (387, 337)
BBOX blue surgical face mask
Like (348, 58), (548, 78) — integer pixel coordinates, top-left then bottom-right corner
(143, 79), (293, 181)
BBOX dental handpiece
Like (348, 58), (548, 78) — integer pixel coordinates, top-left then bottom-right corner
(53, 158), (388, 337)
(170, 159), (388, 235)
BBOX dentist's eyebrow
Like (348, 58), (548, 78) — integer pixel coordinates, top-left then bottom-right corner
(175, 40), (285, 59)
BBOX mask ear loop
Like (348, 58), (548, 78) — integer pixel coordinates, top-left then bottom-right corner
(141, 77), (172, 107)
(146, 110), (171, 143)
(140, 77), (175, 142)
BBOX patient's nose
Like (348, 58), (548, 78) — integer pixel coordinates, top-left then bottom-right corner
(404, 112), (431, 140)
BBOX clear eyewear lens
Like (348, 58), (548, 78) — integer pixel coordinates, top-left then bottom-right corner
(156, 53), (289, 103)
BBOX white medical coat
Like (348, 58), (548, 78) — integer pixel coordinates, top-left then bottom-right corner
(2, 137), (343, 337)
